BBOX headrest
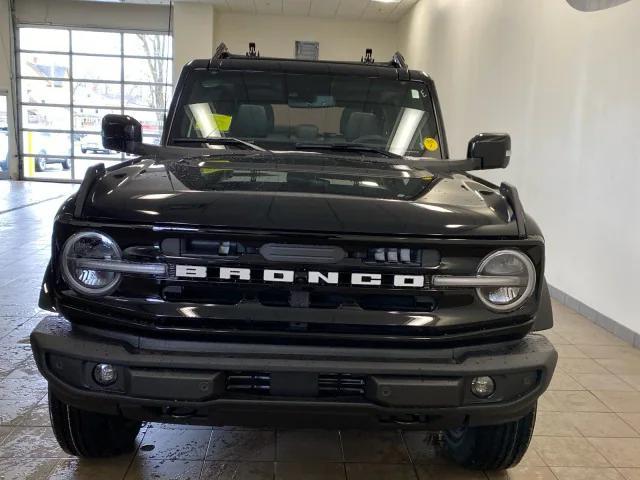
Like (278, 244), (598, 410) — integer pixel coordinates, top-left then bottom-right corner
(294, 124), (319, 140)
(344, 112), (379, 141)
(340, 107), (359, 134)
(261, 104), (274, 131)
(230, 104), (269, 138)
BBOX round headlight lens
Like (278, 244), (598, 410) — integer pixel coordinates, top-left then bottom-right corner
(476, 250), (536, 312)
(61, 232), (122, 296)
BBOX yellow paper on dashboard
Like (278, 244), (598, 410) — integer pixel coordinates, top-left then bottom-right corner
(212, 114), (232, 132)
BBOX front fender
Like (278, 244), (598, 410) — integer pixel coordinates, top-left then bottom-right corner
(532, 277), (553, 331)
(38, 261), (56, 312)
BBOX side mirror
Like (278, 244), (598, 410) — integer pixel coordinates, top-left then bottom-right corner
(102, 114), (142, 153)
(467, 133), (511, 169)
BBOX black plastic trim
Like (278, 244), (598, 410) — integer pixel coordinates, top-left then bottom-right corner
(500, 182), (527, 239)
(73, 163), (105, 219)
(533, 278), (553, 331)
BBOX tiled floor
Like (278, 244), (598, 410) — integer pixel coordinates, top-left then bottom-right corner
(1, 179), (640, 480)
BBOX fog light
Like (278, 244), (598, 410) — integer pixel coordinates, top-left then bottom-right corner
(93, 363), (117, 386)
(471, 376), (495, 398)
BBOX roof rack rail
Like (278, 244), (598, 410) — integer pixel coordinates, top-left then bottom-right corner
(390, 51), (408, 70)
(246, 42), (259, 58)
(361, 48), (374, 64)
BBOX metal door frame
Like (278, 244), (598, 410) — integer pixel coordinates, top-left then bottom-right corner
(0, 89), (9, 180)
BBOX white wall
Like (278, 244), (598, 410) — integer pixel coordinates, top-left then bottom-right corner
(173, 2), (215, 81)
(214, 12), (398, 61)
(398, 0), (640, 334)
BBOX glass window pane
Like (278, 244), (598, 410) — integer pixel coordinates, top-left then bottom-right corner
(17, 27), (173, 183)
(124, 84), (172, 110)
(21, 79), (70, 105)
(124, 58), (172, 83)
(21, 105), (71, 130)
(0, 95), (7, 129)
(73, 56), (121, 81)
(74, 82), (122, 107)
(74, 135), (122, 158)
(20, 52), (69, 79)
(74, 107), (121, 132)
(143, 136), (161, 146)
(20, 28), (69, 53)
(1, 95), (7, 175)
(23, 155), (72, 179)
(72, 31), (121, 55)
(125, 110), (164, 137)
(23, 131), (72, 157)
(124, 33), (172, 57)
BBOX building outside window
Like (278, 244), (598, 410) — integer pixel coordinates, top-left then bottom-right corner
(17, 27), (172, 181)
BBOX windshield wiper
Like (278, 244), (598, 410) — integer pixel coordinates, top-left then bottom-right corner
(294, 142), (401, 159)
(172, 137), (265, 151)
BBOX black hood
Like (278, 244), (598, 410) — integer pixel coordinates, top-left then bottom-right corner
(83, 151), (518, 237)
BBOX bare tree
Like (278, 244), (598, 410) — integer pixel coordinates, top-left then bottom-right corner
(136, 34), (171, 126)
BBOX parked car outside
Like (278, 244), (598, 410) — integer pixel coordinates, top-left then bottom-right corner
(80, 134), (112, 154)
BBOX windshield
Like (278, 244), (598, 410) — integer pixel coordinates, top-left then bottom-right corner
(168, 69), (442, 158)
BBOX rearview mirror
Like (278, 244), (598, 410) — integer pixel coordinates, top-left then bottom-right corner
(467, 133), (511, 170)
(102, 114), (142, 153)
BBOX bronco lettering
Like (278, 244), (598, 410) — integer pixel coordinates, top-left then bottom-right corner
(176, 265), (427, 288)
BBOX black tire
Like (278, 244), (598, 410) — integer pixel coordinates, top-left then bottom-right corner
(62, 159), (71, 170)
(81, 148), (87, 154)
(444, 406), (536, 470)
(35, 155), (47, 172)
(48, 389), (141, 458)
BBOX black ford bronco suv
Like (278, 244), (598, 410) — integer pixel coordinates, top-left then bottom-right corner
(31, 45), (557, 470)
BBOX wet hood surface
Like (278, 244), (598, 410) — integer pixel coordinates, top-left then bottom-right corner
(84, 151), (518, 237)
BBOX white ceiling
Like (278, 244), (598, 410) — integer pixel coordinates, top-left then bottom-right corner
(216, 0), (417, 20)
(84, 0), (418, 21)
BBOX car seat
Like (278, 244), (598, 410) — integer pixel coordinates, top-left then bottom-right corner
(230, 104), (269, 138)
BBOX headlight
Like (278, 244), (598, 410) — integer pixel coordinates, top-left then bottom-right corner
(476, 249), (536, 312)
(61, 231), (122, 296)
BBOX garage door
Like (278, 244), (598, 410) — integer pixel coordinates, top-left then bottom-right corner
(17, 26), (172, 182)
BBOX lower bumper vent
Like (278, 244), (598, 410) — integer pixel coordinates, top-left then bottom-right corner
(225, 372), (366, 397)
(226, 372), (271, 393)
(319, 374), (366, 396)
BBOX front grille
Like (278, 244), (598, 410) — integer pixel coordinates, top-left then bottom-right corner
(61, 222), (543, 348)
(163, 284), (437, 312)
(156, 238), (444, 313)
(161, 238), (440, 267)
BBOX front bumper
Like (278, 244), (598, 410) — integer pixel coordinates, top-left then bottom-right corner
(31, 316), (557, 430)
